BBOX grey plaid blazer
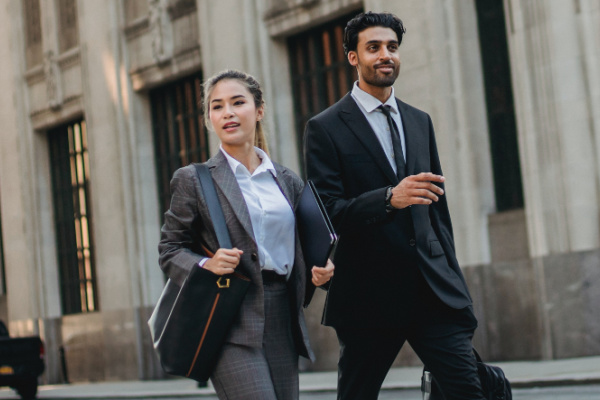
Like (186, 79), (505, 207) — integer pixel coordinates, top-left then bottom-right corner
(158, 151), (314, 361)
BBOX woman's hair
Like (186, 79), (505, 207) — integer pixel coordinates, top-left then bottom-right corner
(343, 11), (406, 55)
(203, 69), (269, 155)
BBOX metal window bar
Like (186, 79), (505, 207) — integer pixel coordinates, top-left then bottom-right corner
(288, 13), (359, 173)
(49, 120), (98, 315)
(150, 74), (208, 215)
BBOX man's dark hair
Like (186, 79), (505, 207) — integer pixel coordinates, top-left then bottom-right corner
(343, 11), (406, 55)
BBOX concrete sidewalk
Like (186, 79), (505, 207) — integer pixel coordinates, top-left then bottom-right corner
(1, 356), (599, 399)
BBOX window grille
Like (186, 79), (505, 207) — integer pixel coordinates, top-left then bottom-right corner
(48, 120), (98, 315)
(287, 12), (360, 172)
(150, 73), (209, 215)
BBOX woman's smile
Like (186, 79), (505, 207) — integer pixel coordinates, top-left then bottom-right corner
(223, 121), (241, 132)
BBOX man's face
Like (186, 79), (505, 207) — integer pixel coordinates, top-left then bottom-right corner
(348, 26), (401, 89)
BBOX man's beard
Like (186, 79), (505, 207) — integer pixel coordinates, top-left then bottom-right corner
(359, 59), (400, 87)
(363, 70), (398, 87)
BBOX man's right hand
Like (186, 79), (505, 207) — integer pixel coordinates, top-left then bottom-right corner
(389, 172), (445, 209)
(202, 248), (243, 275)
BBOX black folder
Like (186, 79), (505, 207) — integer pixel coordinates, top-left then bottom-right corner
(296, 180), (338, 307)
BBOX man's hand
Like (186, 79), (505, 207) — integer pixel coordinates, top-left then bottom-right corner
(312, 259), (334, 286)
(202, 248), (243, 275)
(389, 172), (445, 209)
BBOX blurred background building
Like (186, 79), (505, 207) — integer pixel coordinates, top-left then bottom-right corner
(0, 0), (599, 384)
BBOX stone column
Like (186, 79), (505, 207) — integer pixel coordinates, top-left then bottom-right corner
(0, 0), (83, 384)
(505, 0), (600, 360)
(579, 0), (600, 202)
(77, 0), (135, 313)
(76, 0), (164, 380)
(0, 0), (42, 326)
(506, 0), (599, 257)
(74, 0), (161, 312)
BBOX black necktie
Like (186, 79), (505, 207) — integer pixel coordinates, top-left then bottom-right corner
(378, 105), (406, 179)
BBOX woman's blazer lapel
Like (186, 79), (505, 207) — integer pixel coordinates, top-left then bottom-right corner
(205, 152), (256, 244)
(203, 152), (263, 290)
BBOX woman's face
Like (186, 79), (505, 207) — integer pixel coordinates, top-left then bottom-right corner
(208, 79), (264, 150)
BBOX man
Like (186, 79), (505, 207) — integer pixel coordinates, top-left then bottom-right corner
(304, 12), (485, 400)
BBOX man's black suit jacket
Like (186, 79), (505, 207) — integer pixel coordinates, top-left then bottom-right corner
(304, 93), (472, 329)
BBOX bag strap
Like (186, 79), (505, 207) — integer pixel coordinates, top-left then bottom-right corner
(194, 163), (233, 249)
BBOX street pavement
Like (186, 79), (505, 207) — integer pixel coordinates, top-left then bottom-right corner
(303, 385), (600, 399)
(0, 355), (599, 399)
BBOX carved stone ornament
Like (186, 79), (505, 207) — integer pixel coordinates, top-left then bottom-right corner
(148, 0), (174, 64)
(43, 50), (63, 110)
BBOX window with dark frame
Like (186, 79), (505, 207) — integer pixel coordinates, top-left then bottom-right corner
(475, 0), (524, 211)
(48, 120), (98, 315)
(150, 73), (209, 216)
(287, 12), (361, 173)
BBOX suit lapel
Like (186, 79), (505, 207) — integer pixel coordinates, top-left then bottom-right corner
(397, 99), (424, 175)
(205, 152), (256, 242)
(338, 94), (399, 184)
(271, 165), (295, 208)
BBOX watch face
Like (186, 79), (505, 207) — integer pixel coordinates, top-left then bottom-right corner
(386, 187), (393, 201)
(385, 187), (394, 210)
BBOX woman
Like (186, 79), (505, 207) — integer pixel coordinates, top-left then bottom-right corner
(158, 69), (334, 400)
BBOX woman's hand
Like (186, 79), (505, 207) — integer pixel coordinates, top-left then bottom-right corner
(202, 248), (243, 275)
(312, 259), (334, 286)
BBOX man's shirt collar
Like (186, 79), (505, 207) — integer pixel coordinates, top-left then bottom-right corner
(351, 81), (399, 114)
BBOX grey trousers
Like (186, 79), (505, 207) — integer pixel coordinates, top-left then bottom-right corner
(210, 281), (299, 400)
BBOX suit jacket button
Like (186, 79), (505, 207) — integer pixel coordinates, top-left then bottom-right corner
(409, 239), (416, 246)
(251, 253), (258, 261)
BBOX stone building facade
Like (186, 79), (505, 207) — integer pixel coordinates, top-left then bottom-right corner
(0, 0), (599, 383)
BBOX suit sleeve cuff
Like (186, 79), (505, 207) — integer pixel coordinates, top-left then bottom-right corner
(198, 257), (209, 268)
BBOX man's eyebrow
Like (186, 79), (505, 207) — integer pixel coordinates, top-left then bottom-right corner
(210, 94), (246, 104)
(364, 39), (399, 45)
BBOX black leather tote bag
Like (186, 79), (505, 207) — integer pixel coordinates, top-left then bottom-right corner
(148, 163), (250, 382)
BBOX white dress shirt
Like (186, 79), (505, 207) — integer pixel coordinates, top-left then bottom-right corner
(220, 146), (295, 277)
(351, 82), (406, 173)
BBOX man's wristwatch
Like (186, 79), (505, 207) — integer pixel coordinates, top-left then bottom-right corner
(385, 186), (395, 212)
